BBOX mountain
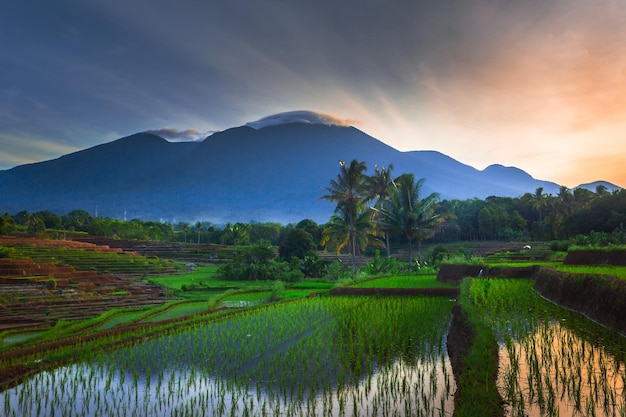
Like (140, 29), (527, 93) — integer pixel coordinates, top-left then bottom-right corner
(0, 113), (621, 223)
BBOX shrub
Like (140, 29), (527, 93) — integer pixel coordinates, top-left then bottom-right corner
(280, 268), (305, 282)
(364, 250), (401, 275)
(324, 260), (351, 281)
(301, 250), (327, 278)
(425, 244), (449, 267)
(0, 245), (14, 258)
(550, 240), (571, 252)
(46, 278), (57, 290)
(268, 280), (285, 301)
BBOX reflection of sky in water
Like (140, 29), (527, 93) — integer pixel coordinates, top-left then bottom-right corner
(1, 356), (454, 417)
(472, 279), (626, 417)
(0, 297), (456, 417)
(499, 320), (626, 417)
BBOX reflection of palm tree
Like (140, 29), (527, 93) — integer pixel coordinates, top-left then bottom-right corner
(372, 174), (442, 263)
(322, 160), (369, 274)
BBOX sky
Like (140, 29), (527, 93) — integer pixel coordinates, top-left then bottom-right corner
(1, 0), (625, 188)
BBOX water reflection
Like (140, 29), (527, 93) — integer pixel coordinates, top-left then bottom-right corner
(1, 297), (456, 417)
(470, 278), (626, 417)
(499, 321), (626, 417)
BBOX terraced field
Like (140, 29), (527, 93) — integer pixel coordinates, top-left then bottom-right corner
(0, 237), (177, 331)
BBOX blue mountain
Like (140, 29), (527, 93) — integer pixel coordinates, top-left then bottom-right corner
(0, 113), (620, 223)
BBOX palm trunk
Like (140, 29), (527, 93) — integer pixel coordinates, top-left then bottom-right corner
(417, 238), (423, 263)
(349, 212), (357, 275)
(385, 230), (391, 257)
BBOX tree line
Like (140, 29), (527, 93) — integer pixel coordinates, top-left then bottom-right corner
(1, 164), (624, 254)
(436, 184), (626, 243)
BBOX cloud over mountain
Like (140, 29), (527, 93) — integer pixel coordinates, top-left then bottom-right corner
(245, 111), (359, 130)
(144, 128), (214, 142)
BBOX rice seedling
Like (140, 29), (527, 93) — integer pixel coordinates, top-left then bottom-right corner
(1, 296), (457, 416)
(469, 278), (626, 417)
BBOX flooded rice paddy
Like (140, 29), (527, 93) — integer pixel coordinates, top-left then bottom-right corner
(1, 296), (455, 417)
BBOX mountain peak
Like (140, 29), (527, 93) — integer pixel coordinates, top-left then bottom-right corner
(244, 110), (356, 130)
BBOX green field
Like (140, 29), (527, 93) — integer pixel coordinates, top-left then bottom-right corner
(553, 264), (626, 279)
(352, 274), (458, 289)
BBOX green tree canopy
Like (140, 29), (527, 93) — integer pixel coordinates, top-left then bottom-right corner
(279, 228), (316, 260)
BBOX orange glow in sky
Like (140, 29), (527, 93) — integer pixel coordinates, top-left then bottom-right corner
(1, 1), (625, 189)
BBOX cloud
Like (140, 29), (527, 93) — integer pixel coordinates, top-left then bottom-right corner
(245, 111), (359, 130)
(1, 0), (626, 188)
(0, 133), (79, 169)
(144, 128), (214, 142)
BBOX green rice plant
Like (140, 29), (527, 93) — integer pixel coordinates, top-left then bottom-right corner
(352, 274), (457, 289)
(554, 264), (626, 280)
(1, 296), (457, 416)
(469, 277), (626, 417)
(453, 280), (502, 417)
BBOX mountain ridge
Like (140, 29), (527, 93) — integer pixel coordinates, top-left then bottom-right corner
(0, 119), (621, 223)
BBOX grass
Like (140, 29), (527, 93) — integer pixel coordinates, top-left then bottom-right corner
(2, 331), (45, 348)
(451, 278), (505, 417)
(553, 264), (626, 279)
(99, 310), (151, 330)
(145, 301), (210, 322)
(288, 281), (335, 290)
(220, 291), (270, 302)
(148, 265), (337, 302)
(352, 274), (458, 289)
(147, 265), (222, 290)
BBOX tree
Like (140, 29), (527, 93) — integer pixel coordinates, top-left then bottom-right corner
(365, 164), (394, 256)
(372, 174), (443, 263)
(195, 221), (203, 244)
(221, 223), (249, 253)
(62, 209), (93, 231)
(216, 239), (277, 281)
(321, 204), (381, 264)
(295, 219), (323, 248)
(34, 211), (62, 230)
(0, 213), (15, 235)
(532, 187), (547, 223)
(321, 160), (370, 274)
(279, 228), (316, 260)
(27, 213), (45, 235)
(179, 222), (190, 243)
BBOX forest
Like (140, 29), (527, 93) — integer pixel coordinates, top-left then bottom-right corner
(1, 181), (624, 250)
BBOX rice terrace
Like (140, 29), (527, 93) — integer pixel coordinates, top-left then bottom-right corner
(1, 166), (626, 416)
(1, 233), (625, 416)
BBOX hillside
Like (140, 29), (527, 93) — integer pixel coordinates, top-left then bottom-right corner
(0, 115), (620, 223)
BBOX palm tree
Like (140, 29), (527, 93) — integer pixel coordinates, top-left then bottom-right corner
(365, 164), (394, 257)
(222, 223), (249, 253)
(321, 159), (369, 274)
(532, 187), (546, 223)
(321, 204), (382, 268)
(372, 174), (443, 264)
(195, 221), (203, 244)
(180, 222), (191, 243)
